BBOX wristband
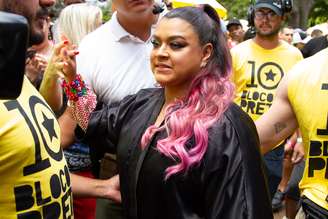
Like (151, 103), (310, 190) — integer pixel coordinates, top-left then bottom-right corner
(296, 137), (303, 143)
(61, 74), (87, 101)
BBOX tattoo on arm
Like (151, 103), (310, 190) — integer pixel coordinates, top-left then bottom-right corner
(274, 122), (287, 134)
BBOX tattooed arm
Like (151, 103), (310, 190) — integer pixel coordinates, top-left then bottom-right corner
(256, 74), (298, 154)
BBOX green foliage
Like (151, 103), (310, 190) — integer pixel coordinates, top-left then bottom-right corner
(220, 0), (250, 20)
(308, 0), (328, 26)
(220, 0), (327, 27)
(48, 0), (112, 22)
(101, 0), (112, 22)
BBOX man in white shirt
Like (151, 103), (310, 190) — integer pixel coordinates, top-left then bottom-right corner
(76, 1), (157, 218)
(77, 10), (156, 104)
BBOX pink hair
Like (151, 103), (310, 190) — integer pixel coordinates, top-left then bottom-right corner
(141, 62), (234, 179)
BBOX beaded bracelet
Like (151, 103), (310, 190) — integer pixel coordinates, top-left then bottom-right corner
(61, 74), (87, 101)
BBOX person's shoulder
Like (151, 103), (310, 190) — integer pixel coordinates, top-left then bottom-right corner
(280, 41), (301, 53)
(308, 35), (327, 44)
(205, 103), (260, 169)
(210, 103), (258, 142)
(136, 87), (162, 98)
(223, 103), (257, 133)
(287, 48), (328, 98)
(231, 39), (252, 53)
(106, 88), (162, 112)
(230, 40), (252, 63)
(299, 47), (326, 66)
(291, 47), (328, 76)
(222, 103), (261, 157)
(123, 88), (163, 104)
(278, 41), (303, 59)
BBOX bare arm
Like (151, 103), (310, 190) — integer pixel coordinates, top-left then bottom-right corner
(71, 173), (121, 203)
(45, 41), (96, 131)
(58, 108), (76, 148)
(39, 68), (63, 112)
(39, 42), (69, 112)
(256, 74), (298, 154)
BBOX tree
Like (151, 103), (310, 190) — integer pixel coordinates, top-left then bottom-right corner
(307, 0), (328, 27)
(219, 0), (327, 29)
(289, 0), (315, 29)
(220, 0), (249, 21)
(49, 0), (112, 22)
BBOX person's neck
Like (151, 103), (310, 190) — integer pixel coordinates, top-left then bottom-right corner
(253, 34), (280, 50)
(116, 12), (154, 42)
(164, 84), (190, 106)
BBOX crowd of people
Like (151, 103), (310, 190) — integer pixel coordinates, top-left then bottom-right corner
(0, 0), (328, 218)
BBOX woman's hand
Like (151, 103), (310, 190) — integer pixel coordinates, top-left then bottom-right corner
(103, 174), (121, 203)
(25, 53), (48, 82)
(60, 42), (79, 82)
(46, 40), (79, 82)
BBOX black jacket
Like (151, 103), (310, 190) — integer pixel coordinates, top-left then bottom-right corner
(85, 88), (273, 219)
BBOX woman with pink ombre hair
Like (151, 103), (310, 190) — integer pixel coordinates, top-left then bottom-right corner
(55, 5), (272, 219)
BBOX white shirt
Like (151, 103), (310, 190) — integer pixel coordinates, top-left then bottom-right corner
(77, 12), (156, 104)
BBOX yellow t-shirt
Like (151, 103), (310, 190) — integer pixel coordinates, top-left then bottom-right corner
(231, 39), (303, 121)
(0, 77), (73, 218)
(288, 48), (328, 210)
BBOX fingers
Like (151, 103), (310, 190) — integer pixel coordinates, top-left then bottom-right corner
(27, 54), (48, 72)
(53, 40), (69, 56)
(35, 55), (48, 71)
(107, 189), (122, 203)
(26, 57), (32, 65)
(46, 39), (79, 81)
(53, 39), (78, 62)
(59, 47), (79, 81)
(285, 141), (304, 164)
(106, 174), (121, 203)
(60, 47), (79, 61)
(60, 34), (69, 43)
(34, 53), (48, 64)
(291, 146), (304, 164)
(291, 151), (303, 163)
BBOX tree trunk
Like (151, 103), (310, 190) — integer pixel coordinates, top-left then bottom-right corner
(289, 0), (315, 29)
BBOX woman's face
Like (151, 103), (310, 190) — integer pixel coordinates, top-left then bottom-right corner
(151, 17), (211, 89)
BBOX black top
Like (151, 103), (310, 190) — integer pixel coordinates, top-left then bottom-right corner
(301, 35), (328, 58)
(84, 88), (273, 219)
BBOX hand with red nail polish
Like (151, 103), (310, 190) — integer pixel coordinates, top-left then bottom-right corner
(43, 40), (78, 82)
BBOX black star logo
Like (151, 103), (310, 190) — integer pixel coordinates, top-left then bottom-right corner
(265, 69), (276, 81)
(42, 112), (58, 142)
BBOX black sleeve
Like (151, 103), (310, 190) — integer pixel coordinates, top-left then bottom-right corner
(301, 37), (325, 58)
(301, 40), (313, 58)
(203, 105), (273, 219)
(83, 93), (138, 154)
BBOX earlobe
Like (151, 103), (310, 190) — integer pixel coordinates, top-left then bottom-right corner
(201, 43), (213, 66)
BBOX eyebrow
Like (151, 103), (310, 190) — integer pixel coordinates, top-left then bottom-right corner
(153, 35), (186, 41)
